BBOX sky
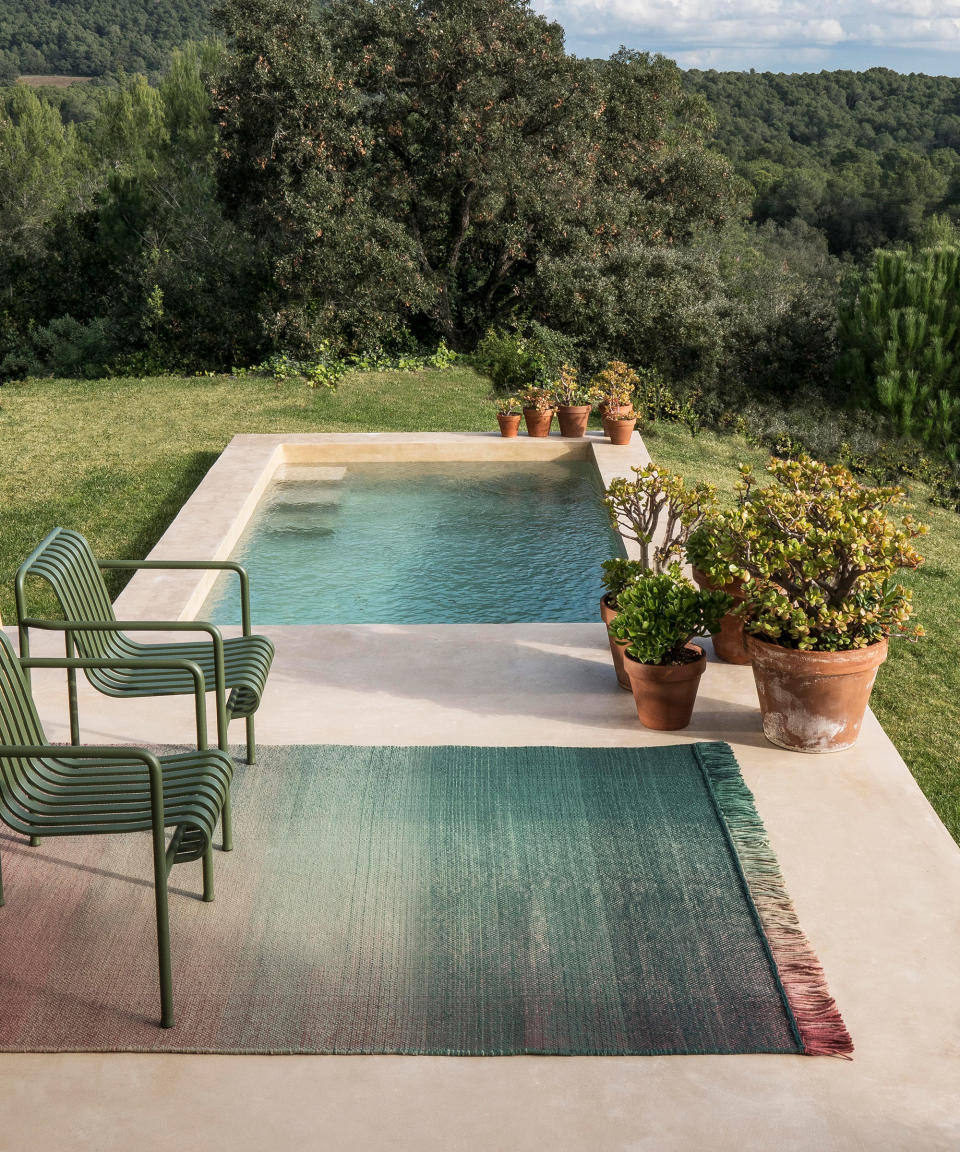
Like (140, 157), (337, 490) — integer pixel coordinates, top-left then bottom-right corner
(532, 0), (960, 74)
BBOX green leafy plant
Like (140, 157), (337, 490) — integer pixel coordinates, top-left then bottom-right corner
(600, 558), (649, 608)
(605, 464), (718, 573)
(519, 384), (556, 412)
(714, 455), (927, 651)
(590, 360), (640, 419)
(494, 393), (523, 416)
(608, 566), (733, 665)
(552, 363), (593, 407)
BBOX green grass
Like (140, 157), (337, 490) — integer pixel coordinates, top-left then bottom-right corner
(645, 421), (960, 844)
(0, 367), (495, 618)
(1, 372), (957, 842)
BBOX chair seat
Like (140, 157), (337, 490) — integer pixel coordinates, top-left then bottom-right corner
(11, 748), (234, 864)
(92, 634), (275, 718)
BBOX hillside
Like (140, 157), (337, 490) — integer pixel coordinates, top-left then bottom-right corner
(0, 0), (212, 80)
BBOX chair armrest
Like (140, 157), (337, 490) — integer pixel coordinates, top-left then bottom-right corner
(99, 560), (252, 635)
(20, 657), (208, 750)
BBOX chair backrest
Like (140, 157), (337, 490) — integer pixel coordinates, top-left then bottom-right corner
(0, 632), (48, 826)
(16, 528), (117, 660)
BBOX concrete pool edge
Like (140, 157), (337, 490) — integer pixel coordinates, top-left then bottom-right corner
(113, 431), (652, 622)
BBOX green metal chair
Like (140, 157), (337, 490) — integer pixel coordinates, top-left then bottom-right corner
(0, 631), (233, 1028)
(15, 528), (275, 851)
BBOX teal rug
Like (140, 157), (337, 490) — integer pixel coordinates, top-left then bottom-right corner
(0, 741), (852, 1055)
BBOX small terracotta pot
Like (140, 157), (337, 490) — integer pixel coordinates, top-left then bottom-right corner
(691, 566), (751, 665)
(557, 404), (591, 438)
(745, 633), (888, 753)
(599, 596), (631, 691)
(622, 644), (706, 730)
(602, 415), (637, 445)
(523, 407), (555, 437)
(497, 412), (522, 437)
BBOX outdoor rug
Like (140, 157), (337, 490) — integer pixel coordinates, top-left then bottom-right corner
(0, 742), (852, 1056)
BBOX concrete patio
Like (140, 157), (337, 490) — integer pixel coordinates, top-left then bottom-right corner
(2, 432), (960, 1150)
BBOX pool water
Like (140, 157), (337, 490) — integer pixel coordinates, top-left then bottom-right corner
(201, 460), (625, 624)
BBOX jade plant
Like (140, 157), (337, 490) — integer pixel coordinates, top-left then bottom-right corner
(713, 455), (927, 651)
(494, 394), (523, 416)
(590, 361), (639, 419)
(552, 363), (593, 407)
(608, 566), (733, 665)
(519, 384), (556, 412)
(600, 558), (649, 608)
(605, 464), (718, 573)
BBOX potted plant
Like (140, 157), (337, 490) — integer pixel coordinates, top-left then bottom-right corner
(686, 523), (751, 664)
(591, 361), (638, 445)
(608, 567), (733, 729)
(520, 384), (557, 437)
(600, 558), (649, 689)
(494, 394), (523, 437)
(718, 455), (927, 753)
(552, 363), (593, 438)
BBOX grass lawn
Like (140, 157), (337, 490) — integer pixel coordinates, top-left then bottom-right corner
(645, 421), (960, 845)
(1, 370), (957, 843)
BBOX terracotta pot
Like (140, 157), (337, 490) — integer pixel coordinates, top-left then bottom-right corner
(599, 596), (632, 691)
(602, 415), (637, 445)
(691, 566), (751, 665)
(523, 407), (555, 437)
(598, 401), (635, 419)
(557, 404), (592, 437)
(745, 633), (888, 754)
(497, 412), (522, 437)
(622, 643), (706, 730)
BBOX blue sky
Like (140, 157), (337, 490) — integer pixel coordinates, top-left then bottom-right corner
(532, 0), (960, 74)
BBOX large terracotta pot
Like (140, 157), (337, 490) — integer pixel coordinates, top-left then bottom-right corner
(599, 596), (631, 690)
(745, 633), (888, 754)
(622, 643), (706, 730)
(602, 415), (637, 445)
(523, 407), (555, 437)
(497, 412), (522, 437)
(557, 404), (591, 437)
(691, 566), (751, 665)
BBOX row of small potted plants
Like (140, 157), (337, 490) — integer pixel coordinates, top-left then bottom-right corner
(599, 457), (926, 753)
(495, 362), (639, 444)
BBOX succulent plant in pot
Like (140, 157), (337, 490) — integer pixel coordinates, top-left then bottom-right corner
(600, 558), (649, 690)
(494, 394), (523, 437)
(686, 522), (751, 664)
(608, 567), (733, 730)
(552, 363), (594, 438)
(590, 361), (639, 445)
(519, 384), (557, 437)
(717, 455), (927, 753)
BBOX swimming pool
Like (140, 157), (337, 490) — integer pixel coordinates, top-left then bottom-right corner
(200, 459), (625, 624)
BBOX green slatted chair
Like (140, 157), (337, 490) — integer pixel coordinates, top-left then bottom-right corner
(15, 528), (275, 851)
(0, 631), (233, 1028)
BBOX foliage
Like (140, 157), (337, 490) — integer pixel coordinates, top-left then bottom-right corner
(518, 384), (555, 413)
(836, 246), (960, 461)
(493, 394), (522, 416)
(590, 361), (640, 418)
(552, 364), (593, 407)
(600, 558), (649, 608)
(604, 463), (718, 573)
(607, 565), (732, 665)
(471, 326), (570, 393)
(714, 455), (927, 651)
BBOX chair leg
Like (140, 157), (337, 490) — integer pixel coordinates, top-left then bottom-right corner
(151, 826), (174, 1029)
(246, 715), (256, 765)
(29, 835), (40, 847)
(0, 844), (5, 907)
(202, 844), (214, 903)
(221, 789), (233, 853)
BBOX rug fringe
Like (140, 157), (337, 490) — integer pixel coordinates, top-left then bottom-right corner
(695, 742), (854, 1059)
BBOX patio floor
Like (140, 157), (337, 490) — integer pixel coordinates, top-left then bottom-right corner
(4, 618), (960, 1151)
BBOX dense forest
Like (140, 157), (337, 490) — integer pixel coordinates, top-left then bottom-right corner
(0, 0), (211, 80)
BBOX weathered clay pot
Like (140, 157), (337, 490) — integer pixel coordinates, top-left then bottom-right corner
(691, 566), (751, 665)
(599, 596), (631, 691)
(497, 412), (522, 437)
(523, 407), (555, 437)
(557, 404), (591, 437)
(622, 643), (706, 730)
(745, 633), (888, 754)
(602, 415), (637, 445)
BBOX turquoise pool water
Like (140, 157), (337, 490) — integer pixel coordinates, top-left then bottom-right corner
(201, 460), (625, 624)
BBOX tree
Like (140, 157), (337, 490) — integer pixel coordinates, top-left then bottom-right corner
(212, 0), (739, 352)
